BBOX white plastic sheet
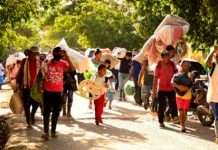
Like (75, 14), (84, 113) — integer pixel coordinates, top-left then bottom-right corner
(6, 52), (25, 67)
(56, 39), (94, 73)
(112, 47), (127, 58)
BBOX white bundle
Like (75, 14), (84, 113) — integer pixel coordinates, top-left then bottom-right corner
(112, 47), (127, 58)
(133, 14), (190, 69)
(56, 39), (94, 73)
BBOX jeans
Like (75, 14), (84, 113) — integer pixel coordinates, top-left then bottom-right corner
(157, 90), (178, 123)
(118, 73), (129, 99)
(113, 69), (119, 90)
(22, 88), (31, 125)
(141, 85), (152, 105)
(43, 91), (62, 134)
(210, 102), (218, 138)
(62, 88), (74, 105)
(133, 77), (142, 104)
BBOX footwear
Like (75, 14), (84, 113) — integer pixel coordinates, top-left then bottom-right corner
(27, 124), (32, 129)
(95, 121), (99, 126)
(173, 117), (180, 124)
(143, 102), (148, 110)
(67, 113), (72, 118)
(31, 118), (36, 125)
(123, 98), (127, 101)
(67, 102), (72, 117)
(118, 98), (122, 101)
(41, 133), (49, 140)
(51, 132), (58, 138)
(108, 106), (112, 109)
(164, 112), (171, 122)
(215, 138), (218, 144)
(181, 128), (186, 132)
(159, 123), (165, 128)
(150, 111), (158, 117)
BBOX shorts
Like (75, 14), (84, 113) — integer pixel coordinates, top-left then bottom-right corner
(176, 97), (191, 111)
(107, 92), (114, 101)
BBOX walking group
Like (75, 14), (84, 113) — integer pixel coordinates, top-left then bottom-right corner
(1, 42), (218, 144)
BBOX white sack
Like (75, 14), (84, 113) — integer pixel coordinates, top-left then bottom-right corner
(112, 47), (127, 58)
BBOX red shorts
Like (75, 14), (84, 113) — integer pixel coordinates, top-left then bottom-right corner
(176, 97), (191, 111)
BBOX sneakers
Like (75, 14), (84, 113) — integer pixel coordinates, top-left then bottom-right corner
(164, 112), (171, 122)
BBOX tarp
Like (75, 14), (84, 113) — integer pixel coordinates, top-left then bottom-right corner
(133, 14), (189, 70)
(6, 52), (25, 67)
(56, 39), (94, 73)
(101, 53), (119, 69)
(112, 47), (127, 58)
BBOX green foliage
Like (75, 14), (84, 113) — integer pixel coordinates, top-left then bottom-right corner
(127, 0), (218, 51)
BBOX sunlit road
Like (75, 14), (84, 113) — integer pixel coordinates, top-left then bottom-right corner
(1, 87), (218, 150)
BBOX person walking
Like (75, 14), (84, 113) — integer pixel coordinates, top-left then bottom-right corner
(130, 58), (142, 105)
(61, 64), (77, 118)
(16, 47), (40, 127)
(206, 45), (218, 144)
(172, 60), (193, 132)
(89, 49), (102, 109)
(152, 50), (178, 128)
(91, 64), (108, 125)
(138, 59), (155, 111)
(118, 52), (132, 101)
(39, 47), (69, 140)
(105, 76), (115, 109)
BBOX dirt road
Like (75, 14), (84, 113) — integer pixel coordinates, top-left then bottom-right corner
(1, 86), (217, 150)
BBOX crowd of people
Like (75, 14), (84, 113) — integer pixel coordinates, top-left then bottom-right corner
(0, 41), (218, 144)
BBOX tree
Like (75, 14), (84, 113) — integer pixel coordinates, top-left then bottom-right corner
(127, 0), (218, 50)
(41, 0), (144, 50)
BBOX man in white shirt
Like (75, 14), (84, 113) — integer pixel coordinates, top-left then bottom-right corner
(206, 45), (218, 144)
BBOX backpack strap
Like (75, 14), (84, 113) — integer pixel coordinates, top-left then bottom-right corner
(210, 62), (216, 77)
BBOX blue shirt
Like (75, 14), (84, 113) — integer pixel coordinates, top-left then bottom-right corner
(131, 60), (142, 79)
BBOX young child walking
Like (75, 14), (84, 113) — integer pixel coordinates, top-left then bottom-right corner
(105, 76), (115, 109)
(91, 64), (108, 125)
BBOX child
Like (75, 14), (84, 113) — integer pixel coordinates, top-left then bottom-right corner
(91, 64), (108, 125)
(105, 76), (115, 109)
(171, 60), (193, 132)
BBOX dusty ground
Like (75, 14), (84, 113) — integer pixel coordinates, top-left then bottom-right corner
(0, 85), (218, 150)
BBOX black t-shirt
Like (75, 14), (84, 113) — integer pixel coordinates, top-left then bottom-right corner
(119, 58), (131, 74)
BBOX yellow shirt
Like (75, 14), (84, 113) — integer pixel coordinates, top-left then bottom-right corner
(176, 88), (191, 100)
